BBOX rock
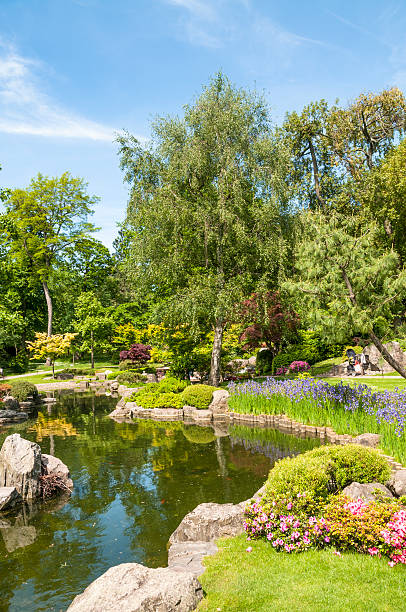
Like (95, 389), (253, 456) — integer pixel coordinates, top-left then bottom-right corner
(0, 410), (29, 424)
(56, 372), (74, 380)
(67, 563), (203, 612)
(110, 381), (119, 391)
(0, 487), (22, 512)
(353, 433), (381, 448)
(388, 469), (406, 497)
(342, 481), (393, 502)
(168, 541), (218, 576)
(152, 408), (183, 421)
(363, 341), (406, 374)
(192, 410), (212, 423)
(41, 454), (73, 490)
(169, 502), (244, 544)
(1, 396), (20, 411)
(146, 373), (158, 384)
(248, 355), (256, 367)
(0, 434), (42, 499)
(209, 389), (229, 413)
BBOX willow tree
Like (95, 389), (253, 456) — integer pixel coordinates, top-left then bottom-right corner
(117, 74), (288, 384)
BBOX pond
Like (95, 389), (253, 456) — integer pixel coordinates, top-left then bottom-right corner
(0, 391), (321, 611)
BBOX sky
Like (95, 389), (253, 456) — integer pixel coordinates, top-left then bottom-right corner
(1, 0), (406, 248)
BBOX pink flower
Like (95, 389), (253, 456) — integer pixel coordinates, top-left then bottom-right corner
(246, 546), (253, 553)
(333, 550), (341, 556)
(368, 547), (379, 556)
(388, 561), (395, 567)
(324, 536), (330, 543)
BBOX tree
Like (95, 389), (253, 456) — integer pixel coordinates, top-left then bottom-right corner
(286, 210), (406, 377)
(27, 332), (76, 378)
(74, 292), (113, 368)
(119, 343), (151, 364)
(3, 172), (98, 337)
(238, 291), (299, 357)
(117, 74), (287, 385)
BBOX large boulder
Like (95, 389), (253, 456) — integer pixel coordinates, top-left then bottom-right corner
(363, 341), (406, 373)
(168, 541), (217, 576)
(169, 502), (244, 544)
(1, 396), (20, 411)
(388, 469), (406, 497)
(0, 434), (41, 499)
(342, 482), (393, 502)
(41, 454), (73, 490)
(209, 389), (229, 414)
(0, 487), (22, 512)
(0, 410), (29, 424)
(67, 563), (203, 612)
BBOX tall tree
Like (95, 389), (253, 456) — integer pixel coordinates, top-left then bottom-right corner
(74, 292), (113, 368)
(286, 210), (406, 377)
(3, 172), (98, 337)
(117, 74), (288, 384)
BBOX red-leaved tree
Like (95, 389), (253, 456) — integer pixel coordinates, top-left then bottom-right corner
(119, 343), (152, 364)
(238, 291), (299, 356)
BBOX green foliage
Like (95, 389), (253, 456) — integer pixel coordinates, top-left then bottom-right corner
(134, 391), (184, 410)
(9, 380), (39, 402)
(107, 372), (118, 380)
(264, 445), (390, 501)
(181, 384), (217, 410)
(59, 367), (95, 376)
(157, 377), (188, 394)
(182, 425), (216, 444)
(118, 359), (134, 370)
(256, 349), (273, 374)
(116, 371), (146, 385)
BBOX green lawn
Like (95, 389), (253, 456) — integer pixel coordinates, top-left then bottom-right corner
(3, 372), (56, 385)
(198, 534), (406, 612)
(323, 377), (406, 392)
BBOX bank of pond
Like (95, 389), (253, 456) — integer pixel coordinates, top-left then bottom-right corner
(0, 391), (321, 612)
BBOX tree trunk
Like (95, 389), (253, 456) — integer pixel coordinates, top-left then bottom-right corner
(308, 139), (325, 207)
(42, 280), (53, 366)
(90, 330), (94, 369)
(369, 331), (406, 379)
(52, 361), (55, 379)
(208, 318), (224, 386)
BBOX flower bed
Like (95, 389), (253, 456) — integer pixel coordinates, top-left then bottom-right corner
(228, 377), (406, 463)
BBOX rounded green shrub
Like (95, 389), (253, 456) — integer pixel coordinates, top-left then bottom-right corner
(107, 372), (118, 380)
(158, 377), (188, 394)
(264, 444), (390, 501)
(137, 392), (184, 410)
(182, 425), (216, 444)
(256, 349), (273, 375)
(9, 380), (39, 402)
(181, 384), (217, 410)
(116, 371), (146, 385)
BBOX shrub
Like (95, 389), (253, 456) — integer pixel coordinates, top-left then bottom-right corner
(119, 359), (134, 371)
(116, 371), (146, 385)
(181, 384), (217, 410)
(119, 343), (151, 364)
(0, 383), (11, 399)
(341, 345), (363, 362)
(272, 351), (302, 373)
(289, 361), (310, 373)
(9, 380), (39, 402)
(107, 372), (118, 380)
(264, 445), (390, 501)
(157, 377), (188, 394)
(182, 425), (216, 444)
(275, 366), (288, 376)
(136, 391), (184, 410)
(256, 349), (273, 375)
(59, 367), (95, 376)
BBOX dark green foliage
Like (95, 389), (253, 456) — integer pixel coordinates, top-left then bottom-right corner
(119, 359), (134, 371)
(182, 425), (216, 444)
(264, 445), (390, 500)
(59, 367), (95, 376)
(256, 349), (273, 374)
(181, 384), (217, 410)
(9, 380), (39, 402)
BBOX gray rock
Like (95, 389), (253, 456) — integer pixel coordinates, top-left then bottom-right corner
(353, 433), (381, 448)
(363, 341), (406, 374)
(169, 502), (244, 544)
(110, 381), (119, 391)
(41, 454), (73, 490)
(168, 541), (217, 576)
(209, 389), (229, 414)
(0, 410), (29, 424)
(388, 469), (406, 497)
(0, 487), (22, 512)
(152, 408), (183, 421)
(0, 434), (42, 499)
(342, 481), (393, 502)
(1, 396), (20, 411)
(67, 563), (203, 612)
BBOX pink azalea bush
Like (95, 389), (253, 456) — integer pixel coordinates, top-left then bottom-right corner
(244, 492), (406, 566)
(275, 366), (288, 376)
(289, 360), (310, 373)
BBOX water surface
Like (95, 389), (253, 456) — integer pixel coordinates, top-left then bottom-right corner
(0, 392), (320, 611)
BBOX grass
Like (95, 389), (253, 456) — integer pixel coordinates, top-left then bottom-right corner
(310, 356), (342, 376)
(198, 534), (406, 612)
(2, 373), (56, 384)
(323, 377), (406, 392)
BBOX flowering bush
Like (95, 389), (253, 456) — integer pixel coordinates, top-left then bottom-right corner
(275, 366), (288, 376)
(289, 361), (310, 373)
(244, 493), (330, 553)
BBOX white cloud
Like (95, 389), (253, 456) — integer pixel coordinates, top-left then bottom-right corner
(0, 41), (115, 141)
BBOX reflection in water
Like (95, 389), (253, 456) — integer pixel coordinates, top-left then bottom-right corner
(0, 392), (321, 612)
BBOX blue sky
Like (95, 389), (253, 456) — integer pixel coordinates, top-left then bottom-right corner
(1, 0), (406, 248)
